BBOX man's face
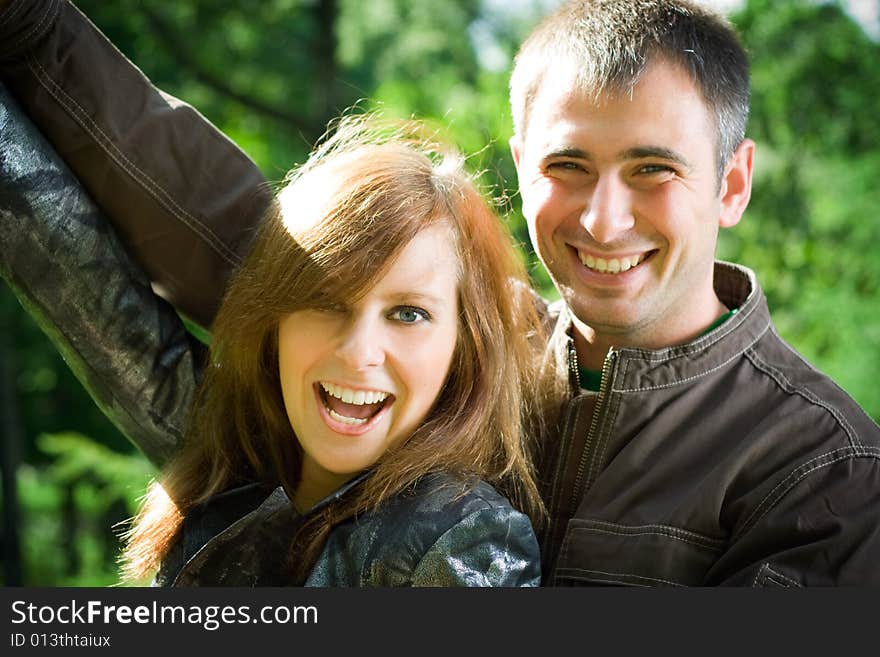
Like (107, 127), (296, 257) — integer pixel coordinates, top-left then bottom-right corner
(512, 60), (752, 354)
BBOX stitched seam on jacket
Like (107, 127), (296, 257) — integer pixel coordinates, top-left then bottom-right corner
(544, 397), (583, 577)
(556, 509), (576, 575)
(752, 562), (800, 587)
(573, 526), (723, 552)
(765, 575), (791, 587)
(612, 317), (770, 393)
(0, 0), (24, 26)
(751, 563), (769, 587)
(736, 447), (880, 539)
(2, 0), (55, 55)
(552, 398), (582, 522)
(614, 291), (762, 362)
(574, 520), (725, 550)
(556, 567), (683, 587)
(26, 56), (242, 266)
(587, 383), (621, 490)
(764, 564), (801, 587)
(746, 345), (860, 448)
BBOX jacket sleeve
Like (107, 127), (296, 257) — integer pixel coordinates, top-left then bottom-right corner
(411, 507), (542, 587)
(0, 0), (272, 329)
(709, 452), (880, 586)
(0, 82), (199, 468)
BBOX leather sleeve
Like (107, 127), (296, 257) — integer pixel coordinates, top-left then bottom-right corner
(0, 82), (200, 467)
(411, 507), (542, 587)
(0, 0), (272, 329)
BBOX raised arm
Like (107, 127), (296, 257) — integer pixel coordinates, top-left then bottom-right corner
(0, 83), (200, 467)
(0, 0), (271, 329)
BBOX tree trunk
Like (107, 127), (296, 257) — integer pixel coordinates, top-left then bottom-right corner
(312, 0), (339, 134)
(0, 291), (24, 586)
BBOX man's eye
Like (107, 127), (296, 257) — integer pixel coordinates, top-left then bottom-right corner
(548, 161), (584, 172)
(388, 306), (430, 324)
(639, 163), (675, 175)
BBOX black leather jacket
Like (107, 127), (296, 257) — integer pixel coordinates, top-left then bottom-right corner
(160, 474), (539, 587)
(0, 84), (540, 587)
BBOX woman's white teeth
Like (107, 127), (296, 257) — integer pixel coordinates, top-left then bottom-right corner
(320, 382), (389, 405)
(580, 252), (646, 274)
(327, 409), (368, 425)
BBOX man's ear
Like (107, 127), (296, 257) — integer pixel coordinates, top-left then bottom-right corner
(718, 138), (754, 228)
(509, 135), (523, 169)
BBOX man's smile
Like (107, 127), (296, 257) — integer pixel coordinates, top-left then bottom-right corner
(575, 248), (655, 274)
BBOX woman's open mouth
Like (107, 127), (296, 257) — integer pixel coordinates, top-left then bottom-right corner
(314, 381), (395, 434)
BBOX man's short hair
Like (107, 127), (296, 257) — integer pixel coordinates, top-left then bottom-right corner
(509, 0), (750, 178)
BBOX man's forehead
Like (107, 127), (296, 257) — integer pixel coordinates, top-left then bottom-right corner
(533, 58), (699, 107)
(523, 60), (713, 155)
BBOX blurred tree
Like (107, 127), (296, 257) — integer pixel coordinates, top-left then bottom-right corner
(721, 0), (880, 419)
(1, 295), (24, 585)
(0, 283), (153, 586)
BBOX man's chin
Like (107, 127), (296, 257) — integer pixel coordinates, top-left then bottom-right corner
(565, 296), (649, 338)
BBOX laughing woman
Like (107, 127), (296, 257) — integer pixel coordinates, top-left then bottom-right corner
(1, 88), (551, 586)
(127, 117), (550, 587)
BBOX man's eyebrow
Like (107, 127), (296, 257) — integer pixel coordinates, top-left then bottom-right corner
(543, 146), (593, 160)
(542, 145), (692, 169)
(620, 146), (692, 169)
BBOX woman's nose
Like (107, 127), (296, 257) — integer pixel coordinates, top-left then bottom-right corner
(334, 315), (385, 370)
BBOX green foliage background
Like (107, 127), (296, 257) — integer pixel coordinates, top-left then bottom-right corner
(2, 0), (878, 585)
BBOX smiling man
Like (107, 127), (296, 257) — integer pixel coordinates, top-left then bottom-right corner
(2, 0), (879, 586)
(511, 60), (750, 364)
(503, 1), (880, 586)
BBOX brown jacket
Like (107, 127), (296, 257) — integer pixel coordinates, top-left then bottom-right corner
(4, 0), (879, 585)
(538, 263), (880, 585)
(0, 0), (270, 329)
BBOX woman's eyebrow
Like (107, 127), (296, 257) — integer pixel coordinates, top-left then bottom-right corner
(385, 291), (447, 306)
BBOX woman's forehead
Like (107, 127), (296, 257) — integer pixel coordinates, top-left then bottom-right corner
(362, 224), (460, 302)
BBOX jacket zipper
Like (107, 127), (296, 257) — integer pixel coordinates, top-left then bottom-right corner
(542, 343), (618, 574)
(565, 347), (617, 520)
(539, 338), (581, 564)
(569, 337), (581, 390)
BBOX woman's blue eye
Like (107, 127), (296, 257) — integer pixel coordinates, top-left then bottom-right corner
(389, 306), (430, 324)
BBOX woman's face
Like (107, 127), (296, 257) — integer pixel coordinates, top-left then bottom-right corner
(278, 223), (460, 502)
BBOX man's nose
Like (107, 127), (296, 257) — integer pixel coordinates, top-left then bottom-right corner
(580, 175), (635, 243)
(334, 315), (385, 370)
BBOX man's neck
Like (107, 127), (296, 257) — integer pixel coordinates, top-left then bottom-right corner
(571, 297), (731, 371)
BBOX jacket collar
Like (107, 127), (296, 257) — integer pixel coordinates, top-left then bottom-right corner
(170, 470), (372, 586)
(548, 261), (773, 394)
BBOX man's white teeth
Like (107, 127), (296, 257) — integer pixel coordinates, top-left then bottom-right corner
(580, 252), (646, 274)
(320, 382), (389, 405)
(327, 409), (368, 425)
